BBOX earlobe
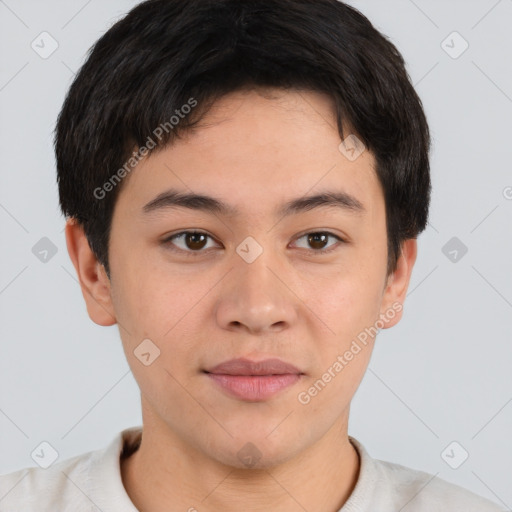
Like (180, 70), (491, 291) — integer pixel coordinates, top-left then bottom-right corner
(379, 239), (418, 329)
(64, 218), (117, 327)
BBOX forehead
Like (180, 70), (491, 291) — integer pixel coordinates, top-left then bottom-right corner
(115, 88), (382, 221)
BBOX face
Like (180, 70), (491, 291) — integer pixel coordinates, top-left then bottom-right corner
(68, 87), (416, 469)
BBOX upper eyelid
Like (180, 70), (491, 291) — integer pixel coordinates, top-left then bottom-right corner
(165, 230), (218, 244)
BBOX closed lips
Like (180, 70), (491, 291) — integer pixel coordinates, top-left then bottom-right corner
(204, 358), (303, 376)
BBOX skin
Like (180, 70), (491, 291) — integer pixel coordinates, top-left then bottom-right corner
(66, 87), (417, 512)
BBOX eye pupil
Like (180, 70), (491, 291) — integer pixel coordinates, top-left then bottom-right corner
(186, 233), (207, 250)
(308, 233), (328, 249)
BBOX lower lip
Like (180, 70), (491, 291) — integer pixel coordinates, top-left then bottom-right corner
(205, 373), (301, 401)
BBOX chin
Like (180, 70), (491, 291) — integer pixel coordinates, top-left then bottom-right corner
(206, 429), (306, 470)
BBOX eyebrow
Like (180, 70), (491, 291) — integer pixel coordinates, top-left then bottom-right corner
(142, 188), (366, 218)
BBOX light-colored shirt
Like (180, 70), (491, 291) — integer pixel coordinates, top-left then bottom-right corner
(0, 426), (506, 511)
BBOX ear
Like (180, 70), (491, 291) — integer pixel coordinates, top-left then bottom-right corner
(64, 218), (117, 326)
(379, 238), (417, 329)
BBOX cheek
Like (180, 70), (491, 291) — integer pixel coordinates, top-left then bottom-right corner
(112, 272), (194, 335)
(307, 263), (384, 343)
(297, 277), (381, 415)
(110, 256), (216, 375)
(110, 269), (203, 403)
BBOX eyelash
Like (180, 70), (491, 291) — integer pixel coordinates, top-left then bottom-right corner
(162, 230), (346, 257)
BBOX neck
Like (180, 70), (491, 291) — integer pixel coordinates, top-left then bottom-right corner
(121, 407), (360, 512)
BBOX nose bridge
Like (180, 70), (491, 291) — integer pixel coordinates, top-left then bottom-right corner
(215, 239), (298, 333)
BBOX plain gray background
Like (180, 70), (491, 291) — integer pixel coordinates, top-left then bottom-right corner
(0, 0), (511, 508)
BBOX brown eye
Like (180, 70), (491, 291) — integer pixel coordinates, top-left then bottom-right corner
(293, 231), (344, 253)
(164, 231), (218, 254)
(184, 232), (208, 250)
(307, 233), (329, 250)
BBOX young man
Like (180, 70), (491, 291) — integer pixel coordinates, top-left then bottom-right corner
(0, 0), (505, 510)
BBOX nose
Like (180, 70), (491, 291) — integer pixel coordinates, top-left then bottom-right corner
(214, 249), (299, 335)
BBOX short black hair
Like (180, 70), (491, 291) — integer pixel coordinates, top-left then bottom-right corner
(55, 0), (431, 279)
